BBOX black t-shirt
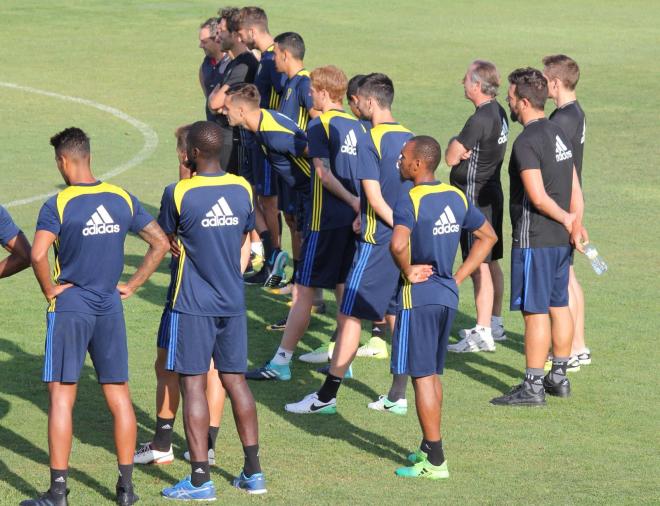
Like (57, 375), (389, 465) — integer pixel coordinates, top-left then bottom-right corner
(450, 99), (509, 204)
(215, 51), (259, 129)
(549, 100), (586, 184)
(508, 118), (574, 248)
(201, 55), (230, 121)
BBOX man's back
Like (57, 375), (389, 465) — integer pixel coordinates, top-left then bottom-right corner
(159, 173), (254, 316)
(36, 181), (152, 313)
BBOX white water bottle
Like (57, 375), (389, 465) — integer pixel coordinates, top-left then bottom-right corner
(584, 244), (607, 275)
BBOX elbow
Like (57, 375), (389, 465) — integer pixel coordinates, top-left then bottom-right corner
(444, 154), (458, 167)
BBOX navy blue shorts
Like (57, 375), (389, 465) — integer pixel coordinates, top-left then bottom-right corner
(510, 246), (571, 314)
(277, 181), (297, 215)
(156, 305), (171, 349)
(253, 148), (278, 197)
(296, 226), (356, 288)
(391, 305), (456, 377)
(238, 130), (255, 185)
(340, 241), (400, 321)
(165, 311), (248, 375)
(42, 311), (128, 383)
(460, 198), (503, 262)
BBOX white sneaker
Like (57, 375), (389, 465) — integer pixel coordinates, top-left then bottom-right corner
(299, 342), (334, 363)
(183, 447), (216, 465)
(367, 395), (407, 415)
(447, 329), (496, 353)
(134, 442), (174, 465)
(284, 392), (337, 414)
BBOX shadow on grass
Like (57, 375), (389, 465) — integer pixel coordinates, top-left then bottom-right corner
(0, 337), (182, 498)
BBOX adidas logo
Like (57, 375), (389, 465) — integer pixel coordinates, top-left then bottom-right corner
(82, 205), (120, 236)
(160, 424), (172, 430)
(497, 118), (509, 145)
(340, 129), (357, 155)
(194, 467), (205, 474)
(54, 477), (66, 483)
(555, 135), (573, 161)
(433, 206), (460, 235)
(201, 197), (239, 227)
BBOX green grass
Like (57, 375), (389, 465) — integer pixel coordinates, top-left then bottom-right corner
(1, 0), (659, 504)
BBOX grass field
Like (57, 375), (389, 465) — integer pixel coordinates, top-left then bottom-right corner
(1, 1), (659, 504)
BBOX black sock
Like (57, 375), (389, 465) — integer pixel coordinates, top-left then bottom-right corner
(387, 374), (408, 402)
(242, 444), (262, 476)
(371, 322), (384, 337)
(190, 461), (210, 487)
(207, 425), (219, 451)
(259, 231), (273, 261)
(117, 464), (133, 489)
(50, 468), (67, 494)
(525, 368), (545, 394)
(152, 416), (175, 452)
(317, 373), (342, 403)
(330, 327), (338, 343)
(421, 439), (445, 466)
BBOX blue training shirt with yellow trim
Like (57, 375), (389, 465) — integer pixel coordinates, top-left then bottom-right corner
(0, 205), (21, 247)
(394, 181), (485, 310)
(158, 172), (255, 316)
(279, 69), (313, 132)
(306, 109), (365, 230)
(36, 181), (154, 314)
(357, 122), (414, 244)
(254, 45), (285, 110)
(256, 109), (311, 191)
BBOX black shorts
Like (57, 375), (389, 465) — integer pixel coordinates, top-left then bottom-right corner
(253, 148), (278, 197)
(296, 226), (356, 288)
(218, 125), (240, 176)
(460, 187), (503, 261)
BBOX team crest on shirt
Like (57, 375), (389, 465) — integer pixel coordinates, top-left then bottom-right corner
(285, 88), (292, 100)
(433, 206), (460, 235)
(82, 205), (120, 236)
(201, 197), (239, 227)
(555, 135), (573, 162)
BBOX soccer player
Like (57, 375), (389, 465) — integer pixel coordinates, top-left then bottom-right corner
(490, 68), (587, 407)
(269, 31), (320, 291)
(236, 6), (288, 286)
(208, 8), (259, 174)
(199, 17), (230, 121)
(285, 73), (414, 414)
(0, 205), (31, 279)
(134, 125), (227, 467)
(24, 127), (169, 506)
(390, 136), (496, 479)
(245, 65), (361, 380)
(159, 121), (266, 500)
(543, 54), (590, 371)
(445, 60), (508, 353)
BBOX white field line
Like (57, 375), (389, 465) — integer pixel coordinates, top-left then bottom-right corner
(0, 81), (159, 208)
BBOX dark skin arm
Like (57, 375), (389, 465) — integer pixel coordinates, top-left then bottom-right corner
(117, 220), (170, 299)
(0, 232), (32, 278)
(31, 230), (73, 301)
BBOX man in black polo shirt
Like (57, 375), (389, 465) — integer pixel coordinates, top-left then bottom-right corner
(491, 67), (587, 406)
(199, 17), (230, 121)
(543, 54), (590, 372)
(445, 60), (508, 353)
(208, 8), (258, 174)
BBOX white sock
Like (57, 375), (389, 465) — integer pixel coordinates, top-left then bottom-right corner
(475, 325), (492, 338)
(271, 347), (293, 365)
(251, 241), (264, 256)
(491, 315), (503, 326)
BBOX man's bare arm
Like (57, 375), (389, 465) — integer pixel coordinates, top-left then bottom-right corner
(31, 230), (72, 301)
(520, 169), (574, 232)
(314, 158), (359, 213)
(362, 179), (393, 227)
(117, 221), (169, 300)
(0, 232), (31, 278)
(208, 83), (230, 112)
(240, 233), (251, 273)
(453, 220), (497, 285)
(445, 138), (471, 167)
(390, 224), (432, 284)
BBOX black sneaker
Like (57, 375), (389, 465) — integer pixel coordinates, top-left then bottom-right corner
(490, 381), (546, 406)
(266, 317), (287, 331)
(543, 374), (571, 397)
(116, 483), (139, 506)
(20, 489), (69, 506)
(244, 267), (270, 285)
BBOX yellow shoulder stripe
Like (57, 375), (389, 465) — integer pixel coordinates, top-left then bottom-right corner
(409, 183), (467, 220)
(56, 182), (133, 222)
(319, 110), (355, 138)
(369, 123), (412, 159)
(174, 173), (253, 214)
(260, 109), (295, 135)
